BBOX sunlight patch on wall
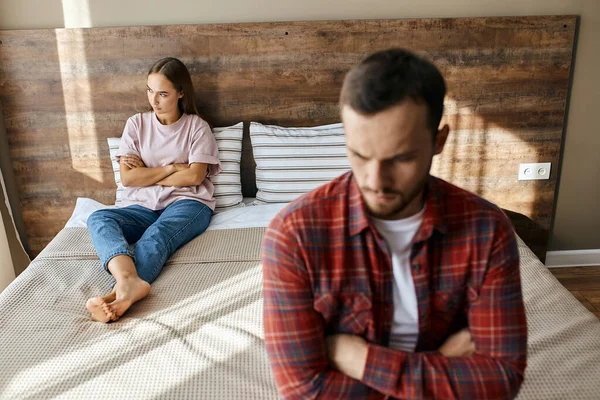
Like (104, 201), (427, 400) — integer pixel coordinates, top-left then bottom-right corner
(57, 0), (102, 182)
(61, 0), (92, 28)
(431, 97), (539, 215)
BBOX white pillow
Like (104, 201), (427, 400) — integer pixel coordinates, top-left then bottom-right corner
(65, 198), (114, 228)
(249, 122), (351, 204)
(107, 122), (244, 212)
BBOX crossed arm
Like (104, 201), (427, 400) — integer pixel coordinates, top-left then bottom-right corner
(119, 154), (207, 187)
(327, 328), (475, 382)
(262, 216), (527, 400)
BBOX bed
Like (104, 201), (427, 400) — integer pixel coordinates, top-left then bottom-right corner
(2, 15), (599, 400)
(1, 201), (599, 399)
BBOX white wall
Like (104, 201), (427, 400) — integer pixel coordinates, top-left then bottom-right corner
(0, 0), (598, 251)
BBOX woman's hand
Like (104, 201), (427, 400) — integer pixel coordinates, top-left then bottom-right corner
(121, 154), (146, 169)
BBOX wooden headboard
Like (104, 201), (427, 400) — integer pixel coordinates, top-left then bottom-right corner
(0, 16), (577, 258)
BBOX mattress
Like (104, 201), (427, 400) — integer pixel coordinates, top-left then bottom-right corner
(1, 206), (599, 399)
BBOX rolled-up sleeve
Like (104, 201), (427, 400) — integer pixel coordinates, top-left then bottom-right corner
(189, 120), (221, 177)
(116, 116), (141, 159)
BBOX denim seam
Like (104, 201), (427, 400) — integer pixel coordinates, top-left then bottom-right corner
(118, 221), (153, 229)
(165, 205), (212, 251)
(147, 205), (211, 280)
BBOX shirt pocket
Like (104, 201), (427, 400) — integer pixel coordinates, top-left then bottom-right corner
(431, 289), (465, 326)
(314, 292), (373, 336)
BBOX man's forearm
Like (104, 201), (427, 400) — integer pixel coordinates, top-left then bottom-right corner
(121, 165), (176, 187)
(269, 363), (372, 399)
(360, 344), (524, 399)
(328, 333), (521, 400)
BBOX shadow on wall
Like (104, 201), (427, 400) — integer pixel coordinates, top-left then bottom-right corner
(0, 208), (16, 290)
(0, 108), (30, 277)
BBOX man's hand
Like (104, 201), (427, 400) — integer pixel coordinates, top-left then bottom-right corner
(326, 334), (369, 380)
(121, 154), (146, 169)
(438, 328), (475, 357)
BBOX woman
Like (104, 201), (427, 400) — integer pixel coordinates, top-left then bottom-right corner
(86, 57), (221, 323)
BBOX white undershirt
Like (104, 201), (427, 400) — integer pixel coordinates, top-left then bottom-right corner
(371, 207), (425, 352)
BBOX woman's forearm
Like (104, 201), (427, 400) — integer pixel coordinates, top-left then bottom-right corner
(121, 164), (176, 187)
(156, 164), (207, 187)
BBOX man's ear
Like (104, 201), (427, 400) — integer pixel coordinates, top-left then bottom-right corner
(434, 124), (450, 155)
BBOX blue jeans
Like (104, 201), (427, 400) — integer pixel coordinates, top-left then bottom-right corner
(87, 200), (212, 283)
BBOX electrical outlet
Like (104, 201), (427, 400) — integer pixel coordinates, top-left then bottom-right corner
(518, 163), (551, 180)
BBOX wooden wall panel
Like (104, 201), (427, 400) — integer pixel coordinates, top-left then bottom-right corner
(0, 16), (577, 257)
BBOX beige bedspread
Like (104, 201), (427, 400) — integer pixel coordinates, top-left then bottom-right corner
(0, 228), (598, 399)
(515, 236), (600, 400)
(0, 227), (278, 399)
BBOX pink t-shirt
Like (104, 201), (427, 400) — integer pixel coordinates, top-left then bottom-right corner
(116, 112), (222, 211)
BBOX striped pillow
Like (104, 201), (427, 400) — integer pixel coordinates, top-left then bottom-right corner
(107, 122), (244, 212)
(249, 122), (351, 204)
(107, 136), (126, 206)
(210, 123), (244, 211)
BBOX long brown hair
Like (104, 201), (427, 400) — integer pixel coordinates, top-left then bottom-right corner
(148, 57), (199, 115)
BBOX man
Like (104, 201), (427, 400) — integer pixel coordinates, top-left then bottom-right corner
(262, 48), (527, 399)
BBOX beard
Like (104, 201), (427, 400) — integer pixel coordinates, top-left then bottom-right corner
(361, 175), (428, 220)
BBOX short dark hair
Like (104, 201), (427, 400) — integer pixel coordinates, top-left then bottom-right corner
(148, 57), (199, 116)
(340, 48), (446, 136)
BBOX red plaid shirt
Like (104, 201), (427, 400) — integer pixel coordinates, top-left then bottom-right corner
(262, 172), (527, 399)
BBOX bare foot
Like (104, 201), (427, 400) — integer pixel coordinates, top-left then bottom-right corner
(86, 290), (117, 322)
(105, 277), (151, 322)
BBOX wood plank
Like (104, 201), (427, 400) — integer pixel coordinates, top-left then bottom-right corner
(551, 266), (600, 278)
(553, 269), (600, 320)
(2, 107), (569, 134)
(0, 53), (574, 81)
(579, 291), (600, 309)
(0, 77), (572, 115)
(551, 267), (600, 292)
(0, 17), (577, 60)
(570, 291), (600, 314)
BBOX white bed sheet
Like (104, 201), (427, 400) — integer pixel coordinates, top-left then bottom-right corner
(207, 202), (286, 231)
(64, 198), (117, 228)
(65, 197), (286, 230)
